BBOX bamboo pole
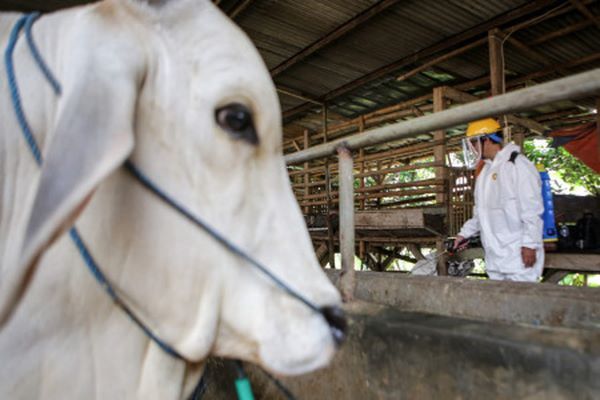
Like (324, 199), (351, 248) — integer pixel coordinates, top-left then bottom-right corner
(285, 69), (600, 165)
(337, 146), (356, 301)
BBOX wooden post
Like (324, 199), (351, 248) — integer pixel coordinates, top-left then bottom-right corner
(489, 28), (505, 96)
(433, 86), (448, 276)
(337, 146), (356, 301)
(358, 116), (366, 210)
(303, 129), (310, 215)
(489, 28), (521, 146)
(433, 87), (447, 205)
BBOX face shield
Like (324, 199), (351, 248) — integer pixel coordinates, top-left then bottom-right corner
(461, 136), (482, 170)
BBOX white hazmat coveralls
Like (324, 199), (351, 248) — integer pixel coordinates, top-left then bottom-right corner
(458, 143), (545, 282)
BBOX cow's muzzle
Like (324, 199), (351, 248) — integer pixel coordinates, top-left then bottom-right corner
(321, 306), (347, 346)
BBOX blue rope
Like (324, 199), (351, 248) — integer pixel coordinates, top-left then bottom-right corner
(7, 13), (304, 400)
(24, 12), (62, 95)
(5, 12), (183, 359)
(124, 161), (321, 314)
(5, 15), (42, 165)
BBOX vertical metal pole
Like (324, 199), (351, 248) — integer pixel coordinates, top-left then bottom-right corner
(337, 146), (356, 301)
(323, 104), (336, 269)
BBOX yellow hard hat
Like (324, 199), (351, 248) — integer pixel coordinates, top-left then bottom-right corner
(466, 118), (501, 137)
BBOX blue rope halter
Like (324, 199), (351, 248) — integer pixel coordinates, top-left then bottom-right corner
(5, 12), (309, 400)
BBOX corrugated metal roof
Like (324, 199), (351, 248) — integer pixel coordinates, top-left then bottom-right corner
(1, 0), (598, 139)
(242, 0), (599, 137)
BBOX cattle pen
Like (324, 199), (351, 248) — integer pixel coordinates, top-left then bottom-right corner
(2, 1), (600, 399)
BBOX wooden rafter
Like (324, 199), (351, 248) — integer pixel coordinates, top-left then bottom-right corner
(570, 0), (600, 29)
(228, 0), (255, 19)
(282, 0), (558, 122)
(530, 16), (600, 45)
(270, 0), (402, 77)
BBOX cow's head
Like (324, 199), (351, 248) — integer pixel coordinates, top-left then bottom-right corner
(18, 0), (344, 376)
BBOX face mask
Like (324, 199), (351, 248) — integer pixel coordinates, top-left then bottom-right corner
(461, 136), (482, 170)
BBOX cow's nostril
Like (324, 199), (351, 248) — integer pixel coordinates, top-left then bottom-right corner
(321, 306), (347, 346)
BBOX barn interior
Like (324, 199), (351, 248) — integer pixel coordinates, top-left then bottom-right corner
(2, 0), (599, 398)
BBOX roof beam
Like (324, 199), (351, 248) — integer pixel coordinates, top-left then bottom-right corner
(277, 85), (323, 105)
(395, 38), (486, 82)
(530, 15), (600, 45)
(270, 0), (402, 77)
(282, 0), (559, 122)
(569, 0), (600, 29)
(228, 0), (255, 19)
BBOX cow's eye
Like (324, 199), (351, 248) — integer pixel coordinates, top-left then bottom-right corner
(215, 103), (259, 145)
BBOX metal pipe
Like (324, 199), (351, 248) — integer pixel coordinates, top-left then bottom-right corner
(285, 68), (600, 165)
(337, 146), (356, 301)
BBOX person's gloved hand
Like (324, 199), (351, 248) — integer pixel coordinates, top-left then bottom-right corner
(453, 235), (469, 252)
(521, 247), (536, 268)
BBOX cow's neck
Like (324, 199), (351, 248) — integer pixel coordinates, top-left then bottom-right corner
(0, 228), (204, 399)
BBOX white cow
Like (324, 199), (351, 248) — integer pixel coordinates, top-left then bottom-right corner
(0, 0), (343, 398)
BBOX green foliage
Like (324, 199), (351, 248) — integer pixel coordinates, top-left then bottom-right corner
(523, 140), (600, 196)
(559, 273), (587, 287)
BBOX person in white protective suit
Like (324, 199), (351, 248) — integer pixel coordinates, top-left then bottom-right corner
(455, 118), (545, 282)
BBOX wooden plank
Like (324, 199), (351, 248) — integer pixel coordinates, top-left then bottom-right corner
(458, 250), (600, 273)
(355, 210), (425, 229)
(545, 253), (600, 272)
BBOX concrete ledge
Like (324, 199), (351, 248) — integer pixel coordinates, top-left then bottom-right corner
(203, 302), (600, 399)
(327, 271), (600, 328)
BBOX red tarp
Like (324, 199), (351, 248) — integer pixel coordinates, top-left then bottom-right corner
(549, 122), (600, 174)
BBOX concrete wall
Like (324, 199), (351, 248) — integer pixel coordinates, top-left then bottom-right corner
(203, 302), (600, 400)
(328, 271), (600, 328)
(202, 272), (600, 399)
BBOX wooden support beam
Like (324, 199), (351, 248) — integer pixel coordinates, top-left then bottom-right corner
(407, 243), (425, 261)
(396, 38), (486, 82)
(284, 69), (600, 165)
(270, 0), (402, 77)
(282, 0), (558, 121)
(570, 0), (600, 29)
(506, 36), (568, 76)
(488, 28), (505, 96)
(530, 16), (600, 45)
(444, 86), (549, 135)
(277, 86), (323, 105)
(433, 87), (447, 205)
(228, 0), (255, 19)
(504, 115), (549, 136)
(542, 270), (569, 284)
(303, 130), (310, 215)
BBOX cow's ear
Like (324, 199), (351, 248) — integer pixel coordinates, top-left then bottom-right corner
(18, 51), (141, 272)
